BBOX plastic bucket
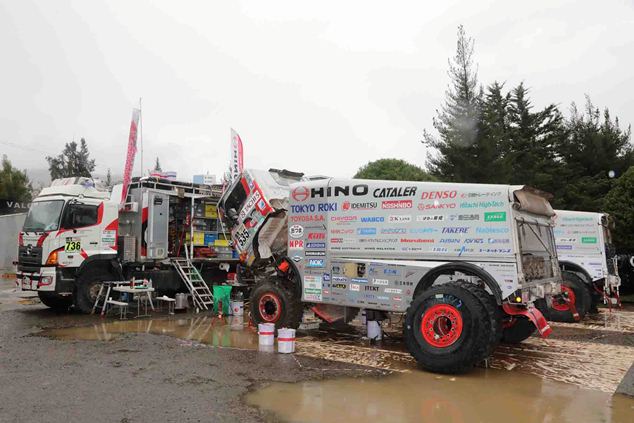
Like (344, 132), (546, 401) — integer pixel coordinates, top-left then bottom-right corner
(277, 327), (296, 353)
(258, 323), (275, 346)
(230, 300), (244, 316)
(367, 320), (382, 341)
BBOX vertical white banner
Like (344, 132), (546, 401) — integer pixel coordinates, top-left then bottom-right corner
(230, 128), (244, 183)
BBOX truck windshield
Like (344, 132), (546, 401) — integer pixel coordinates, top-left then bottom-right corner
(222, 182), (247, 224)
(23, 200), (64, 232)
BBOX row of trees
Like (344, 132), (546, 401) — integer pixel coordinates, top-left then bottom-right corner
(355, 25), (634, 250)
(1, 138), (167, 202)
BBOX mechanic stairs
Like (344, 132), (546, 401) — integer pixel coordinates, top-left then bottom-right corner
(172, 250), (213, 312)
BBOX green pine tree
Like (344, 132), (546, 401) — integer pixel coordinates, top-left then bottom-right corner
(45, 138), (96, 179)
(0, 155), (32, 202)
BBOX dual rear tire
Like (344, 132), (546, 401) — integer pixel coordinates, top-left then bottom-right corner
(537, 271), (592, 323)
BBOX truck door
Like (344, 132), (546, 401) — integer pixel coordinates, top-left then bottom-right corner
(58, 201), (102, 267)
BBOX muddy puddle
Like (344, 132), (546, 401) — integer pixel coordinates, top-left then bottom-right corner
(247, 370), (634, 423)
(40, 315), (262, 350)
(40, 310), (634, 395)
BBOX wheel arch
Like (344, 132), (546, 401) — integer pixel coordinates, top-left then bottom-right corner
(76, 254), (123, 281)
(281, 256), (303, 300)
(414, 262), (503, 305)
(559, 261), (593, 285)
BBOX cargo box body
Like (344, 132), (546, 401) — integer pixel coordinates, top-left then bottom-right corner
(288, 178), (561, 311)
(554, 210), (619, 287)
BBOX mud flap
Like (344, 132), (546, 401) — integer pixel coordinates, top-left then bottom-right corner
(503, 304), (552, 338)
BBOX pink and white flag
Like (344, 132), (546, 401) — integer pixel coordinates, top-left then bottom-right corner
(120, 108), (140, 204)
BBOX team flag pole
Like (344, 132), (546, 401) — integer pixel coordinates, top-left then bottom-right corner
(120, 108), (141, 204)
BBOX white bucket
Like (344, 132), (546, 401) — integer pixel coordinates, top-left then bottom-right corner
(367, 320), (382, 341)
(230, 300), (244, 316)
(258, 344), (275, 353)
(258, 323), (275, 346)
(277, 327), (296, 353)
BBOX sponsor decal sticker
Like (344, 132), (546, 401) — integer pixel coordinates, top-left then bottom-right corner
(291, 255), (302, 262)
(289, 224), (304, 238)
(305, 251), (326, 256)
(582, 237), (597, 244)
(306, 242), (326, 249)
(388, 215), (412, 223)
(239, 190), (262, 221)
(442, 227), (469, 234)
(416, 215), (444, 222)
(308, 232), (326, 240)
(484, 211), (507, 222)
(382, 200), (412, 209)
(357, 227), (377, 235)
(372, 278), (389, 285)
(384, 288), (402, 294)
(307, 259), (324, 268)
(360, 216), (384, 222)
(292, 186), (310, 201)
(420, 190), (457, 200)
(289, 239), (304, 249)
(349, 284), (360, 292)
(303, 275), (323, 301)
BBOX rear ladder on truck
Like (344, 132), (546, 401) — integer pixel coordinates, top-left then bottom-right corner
(172, 248), (214, 312)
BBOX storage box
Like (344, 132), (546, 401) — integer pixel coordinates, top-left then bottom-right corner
(193, 232), (205, 246)
(205, 204), (218, 218)
(214, 239), (230, 247)
(204, 233), (217, 245)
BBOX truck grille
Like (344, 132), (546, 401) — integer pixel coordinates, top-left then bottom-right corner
(18, 245), (43, 271)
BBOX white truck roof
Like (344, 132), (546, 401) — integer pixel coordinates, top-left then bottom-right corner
(38, 178), (112, 200)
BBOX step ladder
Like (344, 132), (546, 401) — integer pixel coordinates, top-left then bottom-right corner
(172, 248), (213, 312)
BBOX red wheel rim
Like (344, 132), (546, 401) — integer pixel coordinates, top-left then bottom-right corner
(420, 304), (463, 348)
(258, 293), (282, 322)
(552, 285), (576, 312)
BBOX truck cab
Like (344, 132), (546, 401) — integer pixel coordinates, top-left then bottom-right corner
(18, 176), (236, 313)
(17, 178), (119, 308)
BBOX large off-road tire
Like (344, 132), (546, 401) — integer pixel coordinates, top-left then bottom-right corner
(74, 267), (115, 314)
(538, 271), (591, 323)
(403, 281), (495, 374)
(501, 316), (536, 344)
(455, 280), (503, 355)
(38, 291), (73, 311)
(249, 278), (303, 329)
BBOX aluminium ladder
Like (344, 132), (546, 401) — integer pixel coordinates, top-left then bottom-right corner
(171, 248), (214, 312)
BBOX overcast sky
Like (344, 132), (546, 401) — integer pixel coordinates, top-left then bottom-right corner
(1, 0), (633, 183)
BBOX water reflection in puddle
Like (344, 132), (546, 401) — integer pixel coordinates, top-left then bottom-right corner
(247, 370), (634, 423)
(40, 316), (261, 350)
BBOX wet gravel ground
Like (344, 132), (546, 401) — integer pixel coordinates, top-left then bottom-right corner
(0, 286), (379, 423)
(2, 279), (633, 422)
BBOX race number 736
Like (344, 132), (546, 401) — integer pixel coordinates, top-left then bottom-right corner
(64, 239), (81, 252)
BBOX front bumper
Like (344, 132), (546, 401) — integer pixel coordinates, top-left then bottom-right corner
(16, 267), (73, 293)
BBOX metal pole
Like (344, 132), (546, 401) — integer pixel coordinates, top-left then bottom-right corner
(190, 195), (195, 259)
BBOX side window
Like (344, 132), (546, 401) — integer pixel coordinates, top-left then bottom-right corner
(61, 204), (99, 229)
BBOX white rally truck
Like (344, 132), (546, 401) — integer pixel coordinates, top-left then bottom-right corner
(219, 169), (562, 373)
(539, 210), (621, 322)
(16, 177), (235, 313)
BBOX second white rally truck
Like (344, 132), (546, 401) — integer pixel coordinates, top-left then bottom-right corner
(219, 169), (563, 373)
(537, 209), (621, 322)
